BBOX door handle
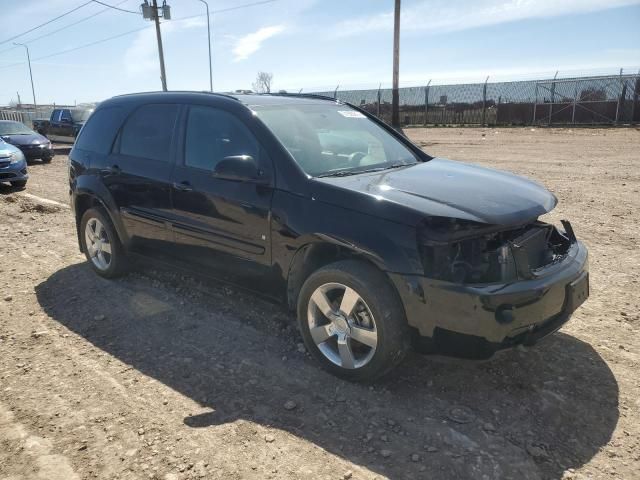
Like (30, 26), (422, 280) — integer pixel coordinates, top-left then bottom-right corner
(173, 181), (193, 192)
(101, 165), (121, 175)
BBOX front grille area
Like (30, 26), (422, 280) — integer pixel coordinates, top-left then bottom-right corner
(0, 160), (10, 168)
(0, 172), (17, 179)
(419, 221), (573, 284)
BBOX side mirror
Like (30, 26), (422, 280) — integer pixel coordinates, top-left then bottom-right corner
(213, 155), (263, 182)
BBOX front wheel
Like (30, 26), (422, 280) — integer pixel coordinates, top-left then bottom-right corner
(10, 180), (27, 189)
(297, 260), (410, 381)
(80, 208), (127, 278)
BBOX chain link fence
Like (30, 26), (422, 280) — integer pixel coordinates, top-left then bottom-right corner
(313, 73), (640, 126)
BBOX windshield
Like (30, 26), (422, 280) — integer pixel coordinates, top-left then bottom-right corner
(0, 121), (34, 135)
(252, 104), (419, 177)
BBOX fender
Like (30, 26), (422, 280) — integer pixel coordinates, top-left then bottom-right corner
(73, 175), (130, 248)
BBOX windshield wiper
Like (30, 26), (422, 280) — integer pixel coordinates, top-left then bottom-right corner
(355, 163), (413, 174)
(316, 162), (413, 178)
(316, 170), (360, 178)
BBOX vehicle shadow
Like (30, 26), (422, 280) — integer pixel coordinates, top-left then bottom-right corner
(0, 183), (24, 195)
(36, 263), (618, 479)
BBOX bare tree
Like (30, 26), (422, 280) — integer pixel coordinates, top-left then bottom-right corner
(252, 71), (273, 93)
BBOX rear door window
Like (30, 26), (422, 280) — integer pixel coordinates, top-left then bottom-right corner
(184, 106), (258, 171)
(74, 106), (126, 154)
(119, 104), (178, 162)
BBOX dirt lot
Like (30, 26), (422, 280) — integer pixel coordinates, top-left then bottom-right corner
(1, 127), (639, 480)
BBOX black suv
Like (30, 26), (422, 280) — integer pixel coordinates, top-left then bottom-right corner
(69, 92), (589, 380)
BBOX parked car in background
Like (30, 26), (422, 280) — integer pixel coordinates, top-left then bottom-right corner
(33, 107), (93, 143)
(0, 120), (54, 163)
(0, 137), (28, 188)
(68, 91), (589, 381)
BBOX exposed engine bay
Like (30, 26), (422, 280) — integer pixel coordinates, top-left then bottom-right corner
(418, 218), (575, 284)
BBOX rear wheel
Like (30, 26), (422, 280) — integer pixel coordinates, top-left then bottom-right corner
(297, 259), (410, 381)
(80, 208), (127, 278)
(42, 156), (52, 163)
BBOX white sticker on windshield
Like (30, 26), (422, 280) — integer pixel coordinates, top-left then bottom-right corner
(338, 110), (366, 118)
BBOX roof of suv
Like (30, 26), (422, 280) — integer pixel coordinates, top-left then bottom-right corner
(107, 91), (340, 107)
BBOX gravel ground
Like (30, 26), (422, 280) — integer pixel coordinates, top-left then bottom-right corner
(0, 127), (638, 480)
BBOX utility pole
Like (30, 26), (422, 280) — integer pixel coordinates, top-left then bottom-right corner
(13, 43), (37, 119)
(198, 0), (213, 91)
(141, 0), (171, 91)
(391, 0), (401, 128)
(152, 0), (167, 91)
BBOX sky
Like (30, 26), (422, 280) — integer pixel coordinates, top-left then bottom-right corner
(0, 0), (639, 105)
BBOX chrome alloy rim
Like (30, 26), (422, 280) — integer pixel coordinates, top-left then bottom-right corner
(85, 218), (112, 271)
(307, 282), (378, 369)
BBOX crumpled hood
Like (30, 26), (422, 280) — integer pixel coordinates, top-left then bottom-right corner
(313, 158), (557, 226)
(1, 133), (49, 146)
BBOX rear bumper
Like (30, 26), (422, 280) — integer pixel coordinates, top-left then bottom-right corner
(389, 240), (589, 357)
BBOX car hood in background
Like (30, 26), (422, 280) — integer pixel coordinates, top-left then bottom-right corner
(313, 158), (557, 226)
(1, 133), (49, 146)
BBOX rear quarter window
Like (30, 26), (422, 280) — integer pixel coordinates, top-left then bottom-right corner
(74, 106), (126, 155)
(119, 104), (178, 162)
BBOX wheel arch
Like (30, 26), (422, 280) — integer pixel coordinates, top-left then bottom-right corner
(73, 182), (128, 252)
(285, 238), (397, 312)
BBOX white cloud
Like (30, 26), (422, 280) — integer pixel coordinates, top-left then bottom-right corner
(122, 18), (207, 76)
(232, 25), (285, 62)
(332, 0), (640, 37)
(123, 27), (158, 76)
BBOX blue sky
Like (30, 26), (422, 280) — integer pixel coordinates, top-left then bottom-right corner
(0, 0), (639, 105)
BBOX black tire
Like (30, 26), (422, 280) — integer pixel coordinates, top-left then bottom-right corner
(297, 259), (410, 381)
(42, 156), (52, 163)
(79, 207), (127, 278)
(10, 180), (27, 189)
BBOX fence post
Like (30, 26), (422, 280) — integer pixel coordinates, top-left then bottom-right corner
(571, 81), (578, 124)
(482, 76), (489, 127)
(615, 68), (624, 124)
(631, 71), (640, 125)
(423, 79), (431, 126)
(532, 82), (539, 125)
(334, 84), (339, 100)
(377, 83), (381, 118)
(548, 70), (558, 126)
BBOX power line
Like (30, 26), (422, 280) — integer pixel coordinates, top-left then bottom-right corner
(174, 0), (277, 22)
(0, 1), (94, 47)
(0, 0), (279, 70)
(90, 0), (139, 15)
(0, 0), (133, 56)
(35, 26), (153, 62)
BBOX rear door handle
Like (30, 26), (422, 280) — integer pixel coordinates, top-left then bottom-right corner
(100, 165), (121, 175)
(173, 181), (193, 192)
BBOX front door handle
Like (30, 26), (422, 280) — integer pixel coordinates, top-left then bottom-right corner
(173, 181), (193, 192)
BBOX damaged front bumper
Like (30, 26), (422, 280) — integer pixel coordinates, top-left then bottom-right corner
(390, 231), (589, 359)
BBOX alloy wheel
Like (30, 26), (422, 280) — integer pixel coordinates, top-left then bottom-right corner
(307, 282), (378, 369)
(85, 217), (112, 271)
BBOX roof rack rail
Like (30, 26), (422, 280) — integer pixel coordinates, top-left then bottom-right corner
(263, 92), (341, 103)
(112, 90), (240, 102)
